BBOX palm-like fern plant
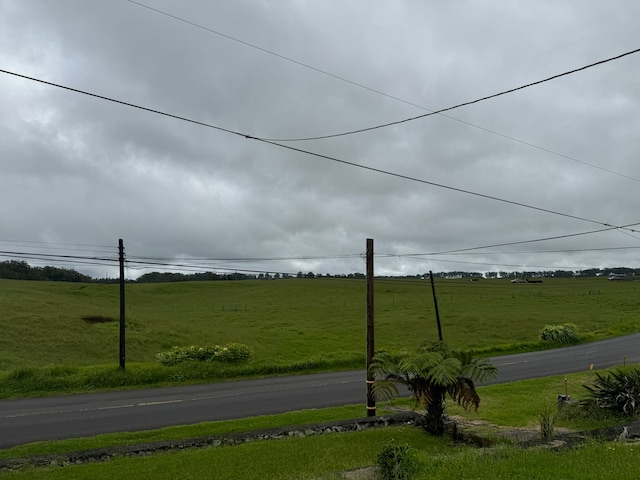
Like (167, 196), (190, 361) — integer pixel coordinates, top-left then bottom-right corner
(370, 341), (497, 435)
(583, 368), (640, 417)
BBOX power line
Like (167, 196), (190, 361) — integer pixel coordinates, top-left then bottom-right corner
(383, 223), (640, 257)
(251, 136), (638, 232)
(0, 248), (301, 277)
(2, 243), (635, 277)
(126, 253), (363, 263)
(0, 239), (116, 254)
(0, 69), (247, 139)
(0, 253), (118, 270)
(127, 0), (640, 184)
(0, 250), (118, 263)
(122, 258), (303, 277)
(438, 245), (640, 255)
(2, 68), (637, 234)
(260, 46), (640, 141)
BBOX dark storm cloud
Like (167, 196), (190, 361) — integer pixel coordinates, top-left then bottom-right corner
(1, 0), (639, 277)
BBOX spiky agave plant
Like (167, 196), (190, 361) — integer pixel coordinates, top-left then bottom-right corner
(583, 368), (640, 417)
(370, 341), (497, 435)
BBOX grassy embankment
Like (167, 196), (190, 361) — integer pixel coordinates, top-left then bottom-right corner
(0, 276), (638, 397)
(5, 433), (638, 480)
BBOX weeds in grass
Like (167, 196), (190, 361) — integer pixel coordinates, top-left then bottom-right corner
(376, 441), (420, 480)
(538, 411), (556, 440)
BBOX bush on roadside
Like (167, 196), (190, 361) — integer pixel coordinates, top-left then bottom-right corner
(156, 343), (252, 366)
(376, 441), (420, 480)
(582, 367), (640, 417)
(539, 323), (579, 345)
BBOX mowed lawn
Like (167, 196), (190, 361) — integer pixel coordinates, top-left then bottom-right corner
(1, 276), (639, 371)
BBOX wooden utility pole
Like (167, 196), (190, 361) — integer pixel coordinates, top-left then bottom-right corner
(366, 238), (375, 416)
(119, 239), (126, 371)
(429, 270), (443, 341)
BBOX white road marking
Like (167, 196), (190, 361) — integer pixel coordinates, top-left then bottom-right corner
(0, 377), (361, 419)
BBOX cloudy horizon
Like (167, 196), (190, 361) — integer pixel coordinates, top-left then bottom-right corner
(2, 1), (639, 279)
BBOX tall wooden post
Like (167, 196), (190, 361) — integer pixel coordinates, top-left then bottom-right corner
(366, 238), (375, 416)
(119, 239), (126, 371)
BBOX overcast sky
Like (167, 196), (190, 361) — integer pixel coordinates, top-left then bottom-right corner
(1, 1), (639, 278)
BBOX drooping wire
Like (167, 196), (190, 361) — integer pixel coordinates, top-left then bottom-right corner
(127, 0), (640, 183)
(1, 68), (636, 234)
(259, 47), (640, 142)
(381, 223), (640, 257)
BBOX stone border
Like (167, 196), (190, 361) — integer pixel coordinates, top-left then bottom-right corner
(0, 412), (421, 471)
(4, 412), (637, 471)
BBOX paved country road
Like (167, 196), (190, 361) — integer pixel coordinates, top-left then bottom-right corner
(1, 333), (639, 449)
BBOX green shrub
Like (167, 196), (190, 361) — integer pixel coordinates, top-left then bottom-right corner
(156, 343), (252, 366)
(582, 368), (640, 417)
(376, 441), (420, 480)
(216, 343), (252, 363)
(539, 323), (579, 344)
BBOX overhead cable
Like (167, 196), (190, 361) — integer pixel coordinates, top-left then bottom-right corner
(127, 0), (640, 183)
(1, 68), (636, 234)
(260, 46), (640, 141)
(0, 250), (117, 263)
(385, 223), (640, 257)
(438, 245), (640, 255)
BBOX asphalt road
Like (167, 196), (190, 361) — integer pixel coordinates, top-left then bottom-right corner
(1, 333), (639, 449)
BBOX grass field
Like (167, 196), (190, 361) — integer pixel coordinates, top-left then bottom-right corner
(1, 276), (639, 396)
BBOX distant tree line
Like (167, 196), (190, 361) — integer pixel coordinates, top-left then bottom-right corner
(136, 271), (257, 283)
(1, 260), (639, 284)
(0, 260), (94, 282)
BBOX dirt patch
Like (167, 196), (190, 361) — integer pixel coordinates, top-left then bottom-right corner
(449, 415), (575, 444)
(82, 316), (117, 324)
(341, 466), (378, 479)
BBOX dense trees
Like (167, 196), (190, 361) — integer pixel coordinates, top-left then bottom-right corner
(0, 260), (93, 282)
(2, 259), (638, 284)
(135, 271), (255, 283)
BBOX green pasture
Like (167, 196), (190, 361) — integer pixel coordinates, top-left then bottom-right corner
(1, 276), (639, 372)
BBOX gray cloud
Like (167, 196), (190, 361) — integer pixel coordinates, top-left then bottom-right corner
(1, 0), (640, 278)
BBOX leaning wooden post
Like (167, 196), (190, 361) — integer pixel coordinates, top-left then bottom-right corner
(429, 271), (443, 341)
(366, 238), (375, 416)
(119, 239), (126, 371)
